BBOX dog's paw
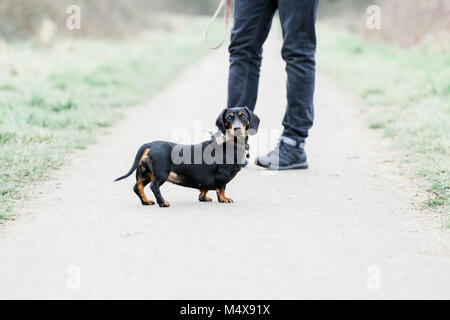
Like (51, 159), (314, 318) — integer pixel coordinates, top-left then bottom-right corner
(216, 189), (233, 203)
(218, 197), (233, 203)
(199, 195), (212, 202)
(141, 200), (155, 206)
(158, 201), (170, 208)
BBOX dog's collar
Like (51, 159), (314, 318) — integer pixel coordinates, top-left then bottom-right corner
(215, 134), (250, 159)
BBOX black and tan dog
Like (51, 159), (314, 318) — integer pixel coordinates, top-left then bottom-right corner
(115, 107), (260, 207)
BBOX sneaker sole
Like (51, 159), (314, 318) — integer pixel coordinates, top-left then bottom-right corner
(255, 160), (309, 171)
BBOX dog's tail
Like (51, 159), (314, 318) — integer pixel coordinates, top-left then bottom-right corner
(114, 144), (150, 182)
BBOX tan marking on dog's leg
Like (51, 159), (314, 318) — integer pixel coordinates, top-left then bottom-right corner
(198, 190), (212, 202)
(216, 189), (233, 203)
(136, 177), (154, 205)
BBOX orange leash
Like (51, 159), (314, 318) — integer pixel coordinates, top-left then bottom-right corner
(205, 0), (233, 49)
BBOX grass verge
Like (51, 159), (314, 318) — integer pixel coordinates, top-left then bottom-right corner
(0, 18), (213, 219)
(317, 24), (450, 225)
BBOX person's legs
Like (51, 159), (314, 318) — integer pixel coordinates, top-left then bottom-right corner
(278, 0), (319, 143)
(255, 0), (319, 170)
(227, 0), (277, 110)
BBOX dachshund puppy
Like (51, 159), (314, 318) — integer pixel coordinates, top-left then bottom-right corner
(115, 107), (260, 207)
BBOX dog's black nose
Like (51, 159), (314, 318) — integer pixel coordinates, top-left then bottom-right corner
(234, 127), (242, 131)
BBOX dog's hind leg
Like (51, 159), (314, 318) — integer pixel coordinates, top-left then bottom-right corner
(150, 177), (170, 207)
(133, 169), (155, 206)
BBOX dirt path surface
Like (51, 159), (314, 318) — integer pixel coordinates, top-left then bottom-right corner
(1, 34), (449, 299)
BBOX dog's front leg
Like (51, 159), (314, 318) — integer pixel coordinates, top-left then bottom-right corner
(216, 187), (233, 203)
(198, 190), (212, 202)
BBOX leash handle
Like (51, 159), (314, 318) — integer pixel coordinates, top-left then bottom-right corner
(205, 0), (233, 50)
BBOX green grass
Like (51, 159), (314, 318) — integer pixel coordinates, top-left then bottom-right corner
(317, 24), (450, 224)
(0, 19), (214, 218)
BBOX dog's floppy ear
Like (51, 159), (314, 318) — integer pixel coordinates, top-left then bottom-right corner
(216, 108), (227, 134)
(244, 107), (260, 135)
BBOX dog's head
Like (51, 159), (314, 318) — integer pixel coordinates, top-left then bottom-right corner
(216, 107), (260, 136)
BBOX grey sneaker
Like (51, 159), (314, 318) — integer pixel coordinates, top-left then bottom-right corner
(255, 136), (308, 170)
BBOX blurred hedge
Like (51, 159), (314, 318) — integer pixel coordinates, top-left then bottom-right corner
(0, 0), (218, 40)
(0, 0), (374, 40)
(1, 0), (448, 45)
(369, 0), (450, 46)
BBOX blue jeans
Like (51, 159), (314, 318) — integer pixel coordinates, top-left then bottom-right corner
(227, 0), (319, 143)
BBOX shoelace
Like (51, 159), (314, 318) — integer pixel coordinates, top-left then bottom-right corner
(271, 140), (289, 156)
